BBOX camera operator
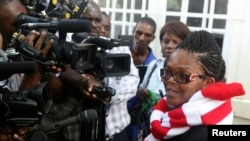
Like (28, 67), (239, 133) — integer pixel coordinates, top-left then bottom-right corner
(77, 1), (140, 141)
(0, 32), (34, 141)
(0, 30), (57, 141)
(40, 0), (140, 141)
(0, 0), (64, 140)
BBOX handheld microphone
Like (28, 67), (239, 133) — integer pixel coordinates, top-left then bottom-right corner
(40, 109), (97, 133)
(20, 19), (92, 33)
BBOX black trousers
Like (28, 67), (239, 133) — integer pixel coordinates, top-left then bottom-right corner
(164, 125), (208, 141)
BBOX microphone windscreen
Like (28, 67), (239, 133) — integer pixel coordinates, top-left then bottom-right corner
(88, 37), (114, 49)
(15, 14), (48, 27)
(72, 32), (89, 43)
(58, 19), (92, 33)
(80, 109), (97, 123)
(0, 61), (38, 74)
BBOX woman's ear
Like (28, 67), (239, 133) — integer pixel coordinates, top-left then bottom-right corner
(205, 77), (216, 85)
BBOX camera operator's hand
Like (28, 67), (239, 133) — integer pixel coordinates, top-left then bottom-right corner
(18, 30), (63, 90)
(80, 73), (111, 102)
(0, 127), (34, 141)
(19, 30), (62, 73)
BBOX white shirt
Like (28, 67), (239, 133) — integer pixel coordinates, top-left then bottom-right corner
(139, 58), (166, 100)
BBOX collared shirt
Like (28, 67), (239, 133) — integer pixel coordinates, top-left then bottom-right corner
(129, 46), (157, 66)
(143, 47), (157, 65)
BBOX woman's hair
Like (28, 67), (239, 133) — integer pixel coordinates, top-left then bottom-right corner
(176, 30), (225, 82)
(159, 20), (190, 42)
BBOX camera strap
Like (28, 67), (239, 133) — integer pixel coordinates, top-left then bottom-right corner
(145, 59), (162, 87)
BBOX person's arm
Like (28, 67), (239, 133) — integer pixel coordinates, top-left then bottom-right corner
(0, 127), (34, 141)
(59, 68), (105, 101)
(1, 32), (38, 141)
(18, 30), (56, 90)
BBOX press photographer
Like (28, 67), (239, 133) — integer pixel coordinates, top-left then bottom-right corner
(0, 0), (63, 139)
(3, 0), (129, 112)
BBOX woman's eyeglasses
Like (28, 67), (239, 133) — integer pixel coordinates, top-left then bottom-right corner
(160, 69), (205, 84)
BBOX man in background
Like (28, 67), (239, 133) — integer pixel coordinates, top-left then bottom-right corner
(130, 16), (157, 66)
(100, 12), (111, 38)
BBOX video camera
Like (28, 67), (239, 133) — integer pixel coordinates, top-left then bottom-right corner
(9, 31), (131, 78)
(70, 35), (131, 78)
(0, 82), (52, 129)
(0, 50), (53, 131)
(9, 13), (131, 78)
(8, 0), (131, 78)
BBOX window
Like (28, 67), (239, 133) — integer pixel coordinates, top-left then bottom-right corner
(98, 0), (228, 52)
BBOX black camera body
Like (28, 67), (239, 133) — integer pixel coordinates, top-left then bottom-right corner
(0, 82), (53, 129)
(12, 33), (131, 78)
(52, 40), (131, 77)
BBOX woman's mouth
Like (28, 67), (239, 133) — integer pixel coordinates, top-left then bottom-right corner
(166, 88), (178, 97)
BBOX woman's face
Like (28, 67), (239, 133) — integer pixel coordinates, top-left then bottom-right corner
(162, 49), (210, 107)
(161, 33), (182, 60)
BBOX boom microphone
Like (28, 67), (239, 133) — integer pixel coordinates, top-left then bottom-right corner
(72, 32), (90, 43)
(20, 19), (92, 33)
(0, 61), (38, 81)
(0, 61), (38, 74)
(84, 36), (120, 50)
(15, 14), (49, 27)
(40, 109), (97, 133)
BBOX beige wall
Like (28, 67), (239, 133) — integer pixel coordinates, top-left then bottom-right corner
(234, 117), (250, 124)
(224, 0), (250, 122)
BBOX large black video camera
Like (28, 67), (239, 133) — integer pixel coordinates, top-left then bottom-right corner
(0, 81), (52, 129)
(9, 0), (131, 78)
(9, 18), (131, 78)
(0, 59), (53, 129)
(9, 32), (131, 78)
(69, 35), (131, 78)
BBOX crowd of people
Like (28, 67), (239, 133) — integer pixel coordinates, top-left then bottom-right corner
(0, 0), (245, 141)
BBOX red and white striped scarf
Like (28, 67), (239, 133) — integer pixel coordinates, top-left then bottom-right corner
(145, 82), (245, 141)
